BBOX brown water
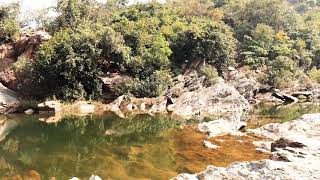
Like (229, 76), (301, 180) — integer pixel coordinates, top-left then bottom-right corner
(1, 103), (319, 179)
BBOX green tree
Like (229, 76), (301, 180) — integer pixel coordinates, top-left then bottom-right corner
(171, 18), (237, 72)
(0, 2), (20, 44)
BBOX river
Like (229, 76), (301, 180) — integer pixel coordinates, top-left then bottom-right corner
(0, 103), (319, 179)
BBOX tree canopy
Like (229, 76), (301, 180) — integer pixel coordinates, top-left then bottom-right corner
(3, 0), (320, 100)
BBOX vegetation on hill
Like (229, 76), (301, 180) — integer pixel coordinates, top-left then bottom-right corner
(2, 0), (320, 100)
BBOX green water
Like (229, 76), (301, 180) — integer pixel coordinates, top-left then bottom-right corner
(0, 113), (183, 179)
(247, 102), (320, 128)
(1, 103), (320, 179)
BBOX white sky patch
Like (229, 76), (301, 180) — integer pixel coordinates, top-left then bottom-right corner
(0, 0), (160, 15)
(0, 0), (165, 27)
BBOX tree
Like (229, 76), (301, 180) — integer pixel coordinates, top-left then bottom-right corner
(0, 2), (20, 44)
(171, 18), (237, 72)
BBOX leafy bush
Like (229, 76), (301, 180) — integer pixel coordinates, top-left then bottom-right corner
(171, 18), (237, 73)
(266, 56), (298, 89)
(35, 28), (102, 100)
(0, 3), (20, 44)
(12, 56), (32, 73)
(131, 70), (173, 97)
(308, 67), (320, 84)
(200, 65), (219, 86)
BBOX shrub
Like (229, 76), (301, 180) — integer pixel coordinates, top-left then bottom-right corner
(0, 3), (20, 44)
(171, 18), (237, 73)
(200, 65), (219, 86)
(131, 70), (173, 97)
(12, 56), (32, 73)
(266, 56), (298, 89)
(35, 28), (103, 100)
(308, 67), (320, 84)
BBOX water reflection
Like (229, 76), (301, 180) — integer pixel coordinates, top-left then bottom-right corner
(5, 102), (318, 179)
(246, 103), (320, 129)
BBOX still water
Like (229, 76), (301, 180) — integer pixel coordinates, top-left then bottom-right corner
(0, 103), (319, 179)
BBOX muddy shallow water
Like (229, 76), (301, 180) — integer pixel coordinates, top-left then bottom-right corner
(0, 103), (319, 179)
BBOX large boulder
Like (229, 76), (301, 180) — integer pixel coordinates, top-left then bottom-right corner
(0, 83), (19, 114)
(100, 73), (133, 99)
(198, 118), (246, 137)
(172, 81), (250, 119)
(14, 30), (52, 59)
(224, 67), (260, 101)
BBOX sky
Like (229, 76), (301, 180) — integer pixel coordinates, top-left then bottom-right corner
(0, 0), (152, 15)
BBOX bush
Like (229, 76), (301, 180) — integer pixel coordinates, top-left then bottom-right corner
(12, 56), (32, 73)
(0, 3), (20, 44)
(171, 18), (237, 73)
(200, 65), (219, 86)
(35, 28), (102, 100)
(131, 70), (173, 97)
(308, 67), (320, 84)
(266, 56), (298, 89)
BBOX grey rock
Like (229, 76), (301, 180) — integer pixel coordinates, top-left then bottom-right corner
(0, 82), (19, 114)
(38, 101), (62, 113)
(24, 109), (34, 115)
(198, 118), (246, 137)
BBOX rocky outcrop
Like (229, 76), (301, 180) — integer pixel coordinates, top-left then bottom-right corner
(14, 31), (51, 59)
(0, 31), (51, 91)
(173, 114), (320, 180)
(0, 82), (19, 114)
(106, 80), (250, 120)
(171, 82), (250, 119)
(100, 73), (133, 99)
(173, 158), (320, 180)
(224, 67), (260, 101)
(249, 113), (320, 146)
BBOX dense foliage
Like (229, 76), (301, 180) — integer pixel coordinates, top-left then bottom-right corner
(0, 3), (20, 44)
(3, 0), (320, 100)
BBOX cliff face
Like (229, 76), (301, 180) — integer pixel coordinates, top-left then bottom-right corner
(0, 31), (51, 92)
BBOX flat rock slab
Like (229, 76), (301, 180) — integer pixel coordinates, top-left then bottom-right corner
(173, 113), (320, 180)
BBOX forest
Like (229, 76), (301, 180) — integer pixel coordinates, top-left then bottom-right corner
(1, 0), (320, 101)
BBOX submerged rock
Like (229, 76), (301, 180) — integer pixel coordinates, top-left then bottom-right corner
(24, 108), (34, 115)
(198, 118), (246, 137)
(202, 140), (219, 149)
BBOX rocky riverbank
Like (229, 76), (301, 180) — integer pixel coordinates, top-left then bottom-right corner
(173, 113), (320, 180)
